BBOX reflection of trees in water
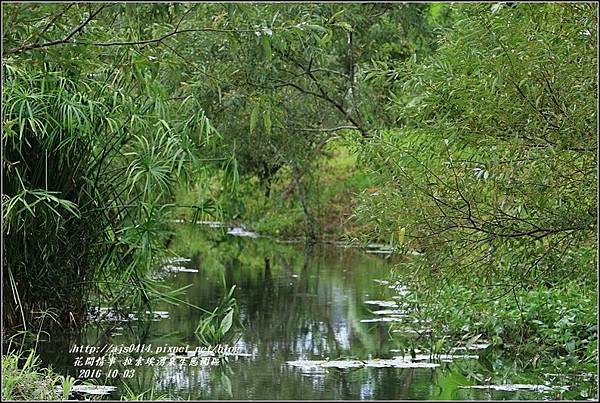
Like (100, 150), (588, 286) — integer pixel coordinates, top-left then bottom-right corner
(238, 244), (337, 357)
(231, 242), (388, 360)
(133, 238), (419, 399)
(32, 238), (427, 399)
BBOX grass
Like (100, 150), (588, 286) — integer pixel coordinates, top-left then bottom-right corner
(1, 351), (70, 401)
(119, 383), (168, 401)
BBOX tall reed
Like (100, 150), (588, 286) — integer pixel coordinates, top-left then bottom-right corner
(2, 61), (219, 332)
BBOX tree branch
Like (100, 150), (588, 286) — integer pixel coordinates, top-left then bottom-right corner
(4, 5), (264, 55)
(290, 125), (359, 132)
(5, 5), (107, 55)
(34, 3), (75, 44)
(78, 27), (258, 47)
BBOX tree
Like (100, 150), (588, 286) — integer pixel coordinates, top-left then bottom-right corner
(355, 3), (597, 288)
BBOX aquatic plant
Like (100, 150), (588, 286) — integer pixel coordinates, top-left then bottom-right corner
(195, 282), (238, 346)
(2, 59), (221, 331)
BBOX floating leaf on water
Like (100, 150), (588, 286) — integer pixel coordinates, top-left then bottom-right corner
(67, 385), (117, 395)
(392, 328), (432, 335)
(163, 265), (198, 273)
(405, 354), (479, 362)
(360, 317), (405, 323)
(363, 300), (398, 308)
(459, 384), (567, 392)
(145, 310), (170, 320)
(450, 342), (490, 352)
(196, 220), (225, 228)
(321, 360), (364, 369)
(388, 284), (410, 295)
(365, 243), (394, 250)
(162, 256), (191, 264)
(364, 358), (440, 368)
(87, 307), (132, 322)
(366, 249), (394, 255)
(372, 309), (406, 316)
(390, 348), (422, 354)
(286, 360), (327, 373)
(169, 219), (224, 228)
(227, 227), (259, 238)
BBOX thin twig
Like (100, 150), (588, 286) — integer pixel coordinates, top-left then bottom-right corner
(5, 5), (107, 54)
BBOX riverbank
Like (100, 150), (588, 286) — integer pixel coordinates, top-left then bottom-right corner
(173, 143), (373, 242)
(2, 351), (68, 400)
(384, 272), (598, 396)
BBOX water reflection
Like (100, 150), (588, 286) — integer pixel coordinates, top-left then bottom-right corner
(33, 235), (561, 400)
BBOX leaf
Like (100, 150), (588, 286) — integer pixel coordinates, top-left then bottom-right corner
(250, 105), (259, 134)
(261, 34), (272, 62)
(306, 24), (327, 33)
(264, 109), (272, 135)
(336, 22), (353, 32)
(319, 31), (332, 47)
(221, 309), (233, 334)
(398, 227), (405, 245)
(327, 9), (345, 24)
(222, 374), (233, 397)
(466, 333), (482, 348)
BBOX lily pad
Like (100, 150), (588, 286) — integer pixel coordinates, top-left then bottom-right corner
(459, 384), (564, 392)
(162, 256), (191, 264)
(163, 265), (198, 273)
(68, 385), (117, 395)
(227, 227), (259, 238)
(363, 300), (398, 308)
(286, 360), (327, 373)
(406, 354), (479, 362)
(321, 360), (365, 369)
(360, 317), (405, 323)
(286, 358), (441, 370)
(364, 358), (440, 368)
(450, 343), (490, 352)
(372, 309), (406, 316)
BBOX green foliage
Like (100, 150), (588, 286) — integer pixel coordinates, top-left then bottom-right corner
(195, 284), (239, 346)
(120, 382), (168, 401)
(1, 3), (596, 387)
(352, 2), (598, 376)
(1, 350), (68, 400)
(356, 3), (597, 286)
(401, 276), (596, 361)
(2, 4), (223, 330)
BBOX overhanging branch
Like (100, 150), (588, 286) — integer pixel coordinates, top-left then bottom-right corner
(5, 5), (108, 55)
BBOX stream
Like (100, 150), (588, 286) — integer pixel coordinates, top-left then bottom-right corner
(33, 228), (590, 400)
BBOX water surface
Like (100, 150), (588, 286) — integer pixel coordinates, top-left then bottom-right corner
(35, 231), (583, 400)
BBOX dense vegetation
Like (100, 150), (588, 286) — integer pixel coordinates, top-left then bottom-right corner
(2, 2), (597, 398)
